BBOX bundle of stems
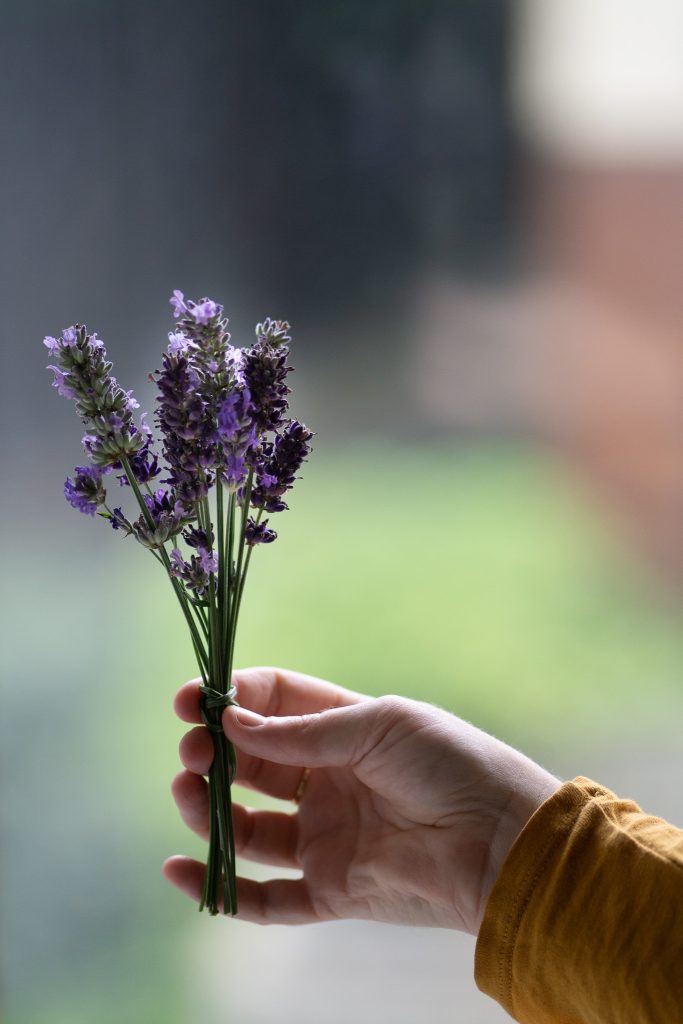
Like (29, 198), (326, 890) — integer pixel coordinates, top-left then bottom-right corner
(121, 458), (260, 914)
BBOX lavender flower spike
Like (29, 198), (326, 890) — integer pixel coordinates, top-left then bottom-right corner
(251, 420), (314, 513)
(242, 319), (293, 433)
(45, 324), (145, 467)
(217, 389), (256, 489)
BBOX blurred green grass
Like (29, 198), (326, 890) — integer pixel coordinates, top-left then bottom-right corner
(5, 440), (683, 1024)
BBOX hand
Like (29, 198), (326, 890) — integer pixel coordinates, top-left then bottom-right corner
(163, 668), (560, 935)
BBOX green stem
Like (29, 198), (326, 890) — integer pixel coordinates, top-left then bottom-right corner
(119, 456), (209, 679)
(224, 491), (236, 642)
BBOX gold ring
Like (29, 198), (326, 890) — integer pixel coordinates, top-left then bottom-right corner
(293, 767), (311, 804)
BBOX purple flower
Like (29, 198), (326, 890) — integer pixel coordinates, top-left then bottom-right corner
(47, 365), (76, 399)
(170, 290), (187, 318)
(132, 488), (194, 549)
(191, 299), (219, 325)
(169, 546), (216, 599)
(183, 525), (214, 550)
(242, 323), (292, 433)
(251, 420), (313, 513)
(199, 548), (219, 574)
(109, 507), (132, 533)
(116, 429), (162, 486)
(167, 330), (195, 354)
(122, 389), (140, 412)
(44, 324), (144, 466)
(226, 345), (245, 385)
(245, 517), (277, 546)
(154, 348), (215, 502)
(64, 465), (107, 515)
(217, 390), (255, 443)
(217, 389), (257, 489)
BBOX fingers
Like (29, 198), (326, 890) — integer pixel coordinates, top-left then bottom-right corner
(174, 667), (366, 725)
(162, 857), (322, 924)
(222, 700), (380, 770)
(172, 769), (210, 840)
(178, 725), (309, 800)
(172, 770), (300, 868)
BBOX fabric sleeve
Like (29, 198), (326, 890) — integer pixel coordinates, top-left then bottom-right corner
(474, 776), (683, 1023)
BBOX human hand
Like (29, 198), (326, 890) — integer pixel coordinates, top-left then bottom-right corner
(163, 668), (560, 935)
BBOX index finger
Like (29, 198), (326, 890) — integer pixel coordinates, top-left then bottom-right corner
(173, 666), (367, 724)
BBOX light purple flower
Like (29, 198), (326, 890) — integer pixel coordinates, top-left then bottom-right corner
(47, 365), (76, 399)
(170, 290), (187, 318)
(167, 330), (195, 354)
(191, 299), (219, 325)
(199, 548), (219, 574)
(43, 335), (58, 353)
(226, 345), (245, 385)
(122, 389), (140, 412)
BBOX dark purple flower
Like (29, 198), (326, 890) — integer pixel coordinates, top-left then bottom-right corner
(114, 419), (162, 487)
(182, 525), (214, 550)
(251, 420), (313, 513)
(64, 465), (107, 516)
(242, 323), (292, 433)
(154, 348), (215, 501)
(169, 546), (217, 599)
(132, 488), (194, 549)
(109, 505), (133, 532)
(244, 517), (277, 546)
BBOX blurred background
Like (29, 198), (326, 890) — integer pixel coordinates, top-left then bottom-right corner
(2, 1), (683, 1021)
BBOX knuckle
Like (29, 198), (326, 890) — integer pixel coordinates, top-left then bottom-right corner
(374, 694), (413, 722)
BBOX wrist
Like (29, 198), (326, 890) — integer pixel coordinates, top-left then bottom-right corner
(476, 764), (561, 934)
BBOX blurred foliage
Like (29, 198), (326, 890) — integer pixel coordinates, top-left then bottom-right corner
(4, 442), (683, 1024)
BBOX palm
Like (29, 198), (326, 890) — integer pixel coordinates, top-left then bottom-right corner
(294, 726), (497, 932)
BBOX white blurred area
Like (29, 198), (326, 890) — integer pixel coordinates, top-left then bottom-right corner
(415, 0), (683, 589)
(514, 0), (683, 163)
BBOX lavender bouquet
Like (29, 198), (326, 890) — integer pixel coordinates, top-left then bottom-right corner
(45, 291), (313, 915)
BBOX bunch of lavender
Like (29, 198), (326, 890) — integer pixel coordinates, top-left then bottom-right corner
(45, 294), (313, 915)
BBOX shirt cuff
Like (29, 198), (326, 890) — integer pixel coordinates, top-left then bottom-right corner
(474, 776), (611, 1014)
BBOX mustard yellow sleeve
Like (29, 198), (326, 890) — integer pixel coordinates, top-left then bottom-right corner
(474, 776), (683, 1023)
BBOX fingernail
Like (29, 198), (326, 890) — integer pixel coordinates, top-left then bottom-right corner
(230, 707), (264, 728)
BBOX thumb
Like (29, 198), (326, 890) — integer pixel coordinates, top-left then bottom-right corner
(222, 700), (379, 768)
